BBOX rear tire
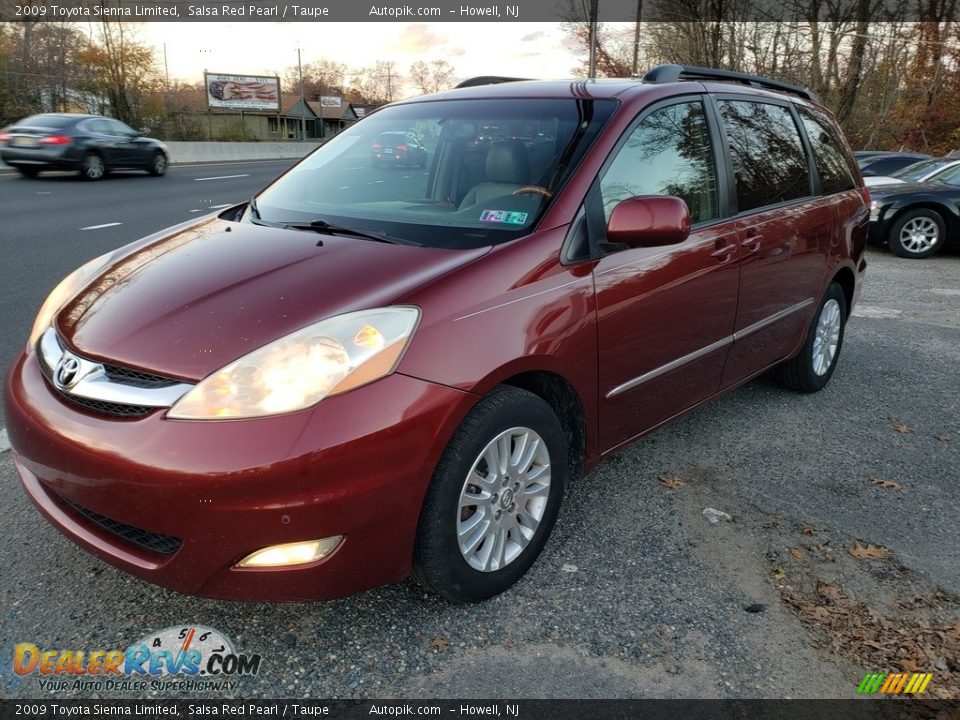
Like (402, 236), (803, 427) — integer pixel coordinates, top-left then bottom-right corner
(80, 153), (105, 181)
(413, 386), (567, 602)
(775, 282), (847, 393)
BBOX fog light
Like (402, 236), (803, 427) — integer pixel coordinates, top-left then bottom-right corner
(236, 536), (342, 568)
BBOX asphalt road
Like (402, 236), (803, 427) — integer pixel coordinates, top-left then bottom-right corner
(0, 172), (958, 700)
(0, 159), (298, 406)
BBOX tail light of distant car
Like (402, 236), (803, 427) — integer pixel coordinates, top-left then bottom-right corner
(0, 132), (9, 143)
(40, 135), (71, 145)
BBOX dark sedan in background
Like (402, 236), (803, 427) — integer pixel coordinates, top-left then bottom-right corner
(868, 163), (960, 258)
(858, 151), (931, 178)
(371, 131), (429, 168)
(0, 113), (168, 180)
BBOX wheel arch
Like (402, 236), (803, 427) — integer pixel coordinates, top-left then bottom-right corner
(496, 370), (587, 483)
(886, 201), (958, 237)
(830, 266), (856, 319)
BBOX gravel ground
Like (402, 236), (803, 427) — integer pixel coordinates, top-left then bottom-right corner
(1, 244), (957, 700)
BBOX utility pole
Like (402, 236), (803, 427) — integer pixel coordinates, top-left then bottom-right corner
(632, 1), (643, 77)
(383, 62), (396, 103)
(297, 47), (306, 142)
(587, 0), (599, 79)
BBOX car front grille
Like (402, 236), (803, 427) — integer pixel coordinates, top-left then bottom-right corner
(102, 364), (181, 389)
(55, 388), (153, 418)
(59, 496), (183, 555)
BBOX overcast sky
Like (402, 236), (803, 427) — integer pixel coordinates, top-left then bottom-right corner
(140, 22), (585, 97)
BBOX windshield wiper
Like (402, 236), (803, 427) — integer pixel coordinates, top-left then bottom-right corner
(275, 219), (415, 245)
(247, 201), (414, 245)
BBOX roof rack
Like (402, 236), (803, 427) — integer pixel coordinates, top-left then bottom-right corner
(643, 64), (818, 103)
(455, 76), (530, 89)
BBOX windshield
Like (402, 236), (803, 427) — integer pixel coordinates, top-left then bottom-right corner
(929, 164), (960, 187)
(251, 98), (616, 249)
(891, 159), (948, 181)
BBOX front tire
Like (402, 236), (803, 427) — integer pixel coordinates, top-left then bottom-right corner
(17, 167), (40, 178)
(148, 151), (167, 176)
(80, 153), (105, 181)
(888, 208), (946, 258)
(413, 386), (567, 602)
(775, 282), (847, 393)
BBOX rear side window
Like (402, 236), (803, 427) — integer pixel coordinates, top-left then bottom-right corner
(18, 114), (74, 128)
(718, 100), (811, 212)
(797, 107), (857, 194)
(600, 100), (718, 224)
(85, 119), (111, 134)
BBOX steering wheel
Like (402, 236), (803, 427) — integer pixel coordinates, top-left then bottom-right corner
(513, 186), (553, 198)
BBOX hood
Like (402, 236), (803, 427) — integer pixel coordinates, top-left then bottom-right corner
(57, 218), (487, 380)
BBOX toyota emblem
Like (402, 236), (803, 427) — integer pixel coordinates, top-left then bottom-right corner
(55, 354), (82, 389)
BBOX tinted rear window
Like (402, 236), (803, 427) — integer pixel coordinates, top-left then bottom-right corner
(16, 115), (76, 129)
(796, 106), (857, 194)
(718, 100), (812, 212)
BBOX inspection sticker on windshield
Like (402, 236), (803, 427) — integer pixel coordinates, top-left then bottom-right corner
(479, 210), (528, 225)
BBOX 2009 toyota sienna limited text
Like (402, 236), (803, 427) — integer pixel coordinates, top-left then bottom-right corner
(4, 66), (869, 602)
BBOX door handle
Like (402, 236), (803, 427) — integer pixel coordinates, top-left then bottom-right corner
(741, 233), (762, 253)
(711, 238), (736, 261)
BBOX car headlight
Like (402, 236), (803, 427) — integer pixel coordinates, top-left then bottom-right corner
(27, 252), (115, 353)
(168, 307), (420, 420)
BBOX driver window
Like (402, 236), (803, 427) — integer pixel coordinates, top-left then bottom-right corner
(600, 100), (718, 225)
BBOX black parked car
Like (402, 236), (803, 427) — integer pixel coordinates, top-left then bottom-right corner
(868, 163), (960, 258)
(858, 151), (931, 177)
(0, 113), (168, 180)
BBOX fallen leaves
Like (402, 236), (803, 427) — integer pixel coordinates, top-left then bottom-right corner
(658, 474), (685, 489)
(848, 541), (892, 560)
(801, 527), (814, 536)
(789, 547), (805, 561)
(870, 477), (903, 492)
(429, 635), (449, 653)
(778, 579), (960, 699)
(937, 435), (950, 443)
(817, 582), (840, 600)
(888, 416), (915, 434)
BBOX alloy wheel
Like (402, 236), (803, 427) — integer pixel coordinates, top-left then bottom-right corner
(812, 298), (841, 376)
(457, 427), (551, 573)
(83, 155), (104, 180)
(898, 216), (940, 254)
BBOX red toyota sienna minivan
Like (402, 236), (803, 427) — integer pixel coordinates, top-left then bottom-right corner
(4, 66), (868, 602)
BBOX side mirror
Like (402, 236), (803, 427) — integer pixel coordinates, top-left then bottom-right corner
(606, 196), (691, 248)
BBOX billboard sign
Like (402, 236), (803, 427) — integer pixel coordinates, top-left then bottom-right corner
(320, 96), (342, 108)
(205, 73), (280, 111)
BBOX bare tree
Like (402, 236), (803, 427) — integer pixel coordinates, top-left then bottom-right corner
(350, 60), (401, 104)
(408, 59), (455, 95)
(282, 58), (348, 99)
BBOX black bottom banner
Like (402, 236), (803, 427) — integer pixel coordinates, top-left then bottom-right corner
(2, 699), (959, 720)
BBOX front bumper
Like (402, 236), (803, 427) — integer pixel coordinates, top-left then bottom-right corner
(867, 217), (892, 245)
(4, 351), (477, 601)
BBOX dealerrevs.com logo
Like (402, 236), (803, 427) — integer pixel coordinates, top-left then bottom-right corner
(14, 626), (262, 693)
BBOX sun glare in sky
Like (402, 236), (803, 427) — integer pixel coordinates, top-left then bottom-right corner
(141, 22), (584, 97)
